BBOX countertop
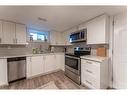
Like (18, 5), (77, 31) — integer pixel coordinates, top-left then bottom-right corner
(81, 55), (109, 62)
(0, 52), (65, 59)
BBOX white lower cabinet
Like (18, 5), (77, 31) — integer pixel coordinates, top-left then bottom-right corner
(55, 53), (65, 71)
(44, 53), (65, 73)
(26, 57), (32, 78)
(26, 53), (65, 78)
(31, 56), (44, 76)
(26, 56), (44, 78)
(0, 59), (8, 86)
(81, 57), (109, 89)
(44, 54), (56, 73)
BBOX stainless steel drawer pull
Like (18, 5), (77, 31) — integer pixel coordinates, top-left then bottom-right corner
(86, 69), (93, 73)
(86, 61), (92, 64)
(86, 80), (92, 85)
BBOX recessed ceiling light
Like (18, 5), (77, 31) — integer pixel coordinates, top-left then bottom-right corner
(38, 17), (47, 22)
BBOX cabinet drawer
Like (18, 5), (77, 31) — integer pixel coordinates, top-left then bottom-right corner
(81, 59), (100, 78)
(84, 73), (100, 89)
(84, 67), (100, 80)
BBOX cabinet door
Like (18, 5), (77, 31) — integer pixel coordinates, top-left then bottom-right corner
(56, 32), (63, 45)
(63, 28), (77, 45)
(87, 15), (109, 44)
(50, 31), (57, 45)
(0, 21), (3, 44)
(44, 55), (55, 73)
(50, 31), (63, 45)
(31, 56), (44, 76)
(81, 59), (87, 85)
(26, 57), (32, 78)
(0, 59), (8, 86)
(55, 54), (61, 70)
(16, 24), (27, 44)
(3, 21), (15, 44)
(56, 54), (65, 71)
(62, 31), (71, 45)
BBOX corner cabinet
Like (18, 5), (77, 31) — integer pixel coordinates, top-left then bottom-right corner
(81, 57), (109, 89)
(44, 53), (64, 73)
(62, 28), (78, 45)
(0, 59), (8, 86)
(50, 31), (65, 45)
(86, 15), (109, 44)
(26, 53), (65, 79)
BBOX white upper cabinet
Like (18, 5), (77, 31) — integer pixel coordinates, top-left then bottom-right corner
(62, 28), (77, 45)
(15, 24), (27, 44)
(3, 21), (15, 44)
(86, 15), (109, 44)
(50, 31), (64, 45)
(0, 21), (3, 44)
(0, 20), (27, 44)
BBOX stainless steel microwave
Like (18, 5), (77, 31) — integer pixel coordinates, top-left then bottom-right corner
(69, 29), (87, 43)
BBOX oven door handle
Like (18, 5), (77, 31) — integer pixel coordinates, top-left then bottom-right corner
(65, 55), (80, 60)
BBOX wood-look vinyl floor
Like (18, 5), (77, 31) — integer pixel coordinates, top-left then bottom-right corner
(0, 70), (86, 89)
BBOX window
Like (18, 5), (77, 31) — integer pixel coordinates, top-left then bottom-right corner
(28, 29), (49, 42)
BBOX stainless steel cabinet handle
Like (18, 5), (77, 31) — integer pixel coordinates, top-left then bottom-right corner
(86, 80), (92, 85)
(86, 69), (93, 73)
(86, 61), (92, 64)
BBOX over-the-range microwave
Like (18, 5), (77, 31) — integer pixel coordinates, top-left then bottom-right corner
(69, 29), (87, 43)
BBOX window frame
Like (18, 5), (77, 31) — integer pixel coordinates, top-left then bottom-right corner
(28, 28), (49, 43)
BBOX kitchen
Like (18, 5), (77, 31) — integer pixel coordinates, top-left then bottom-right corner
(0, 6), (127, 89)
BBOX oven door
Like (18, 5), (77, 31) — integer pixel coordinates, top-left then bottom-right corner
(65, 55), (80, 75)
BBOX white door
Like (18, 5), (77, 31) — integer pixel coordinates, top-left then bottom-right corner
(113, 13), (127, 88)
(31, 56), (44, 76)
(16, 24), (27, 44)
(3, 21), (15, 44)
(0, 59), (8, 86)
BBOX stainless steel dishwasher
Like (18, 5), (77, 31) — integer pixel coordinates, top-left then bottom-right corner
(7, 57), (26, 83)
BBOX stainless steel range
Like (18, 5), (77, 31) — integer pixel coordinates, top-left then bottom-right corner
(65, 47), (91, 84)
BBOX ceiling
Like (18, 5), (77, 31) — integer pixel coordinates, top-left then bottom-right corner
(0, 6), (127, 32)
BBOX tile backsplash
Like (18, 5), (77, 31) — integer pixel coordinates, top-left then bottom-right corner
(0, 41), (109, 56)
(0, 42), (64, 56)
(66, 42), (109, 56)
